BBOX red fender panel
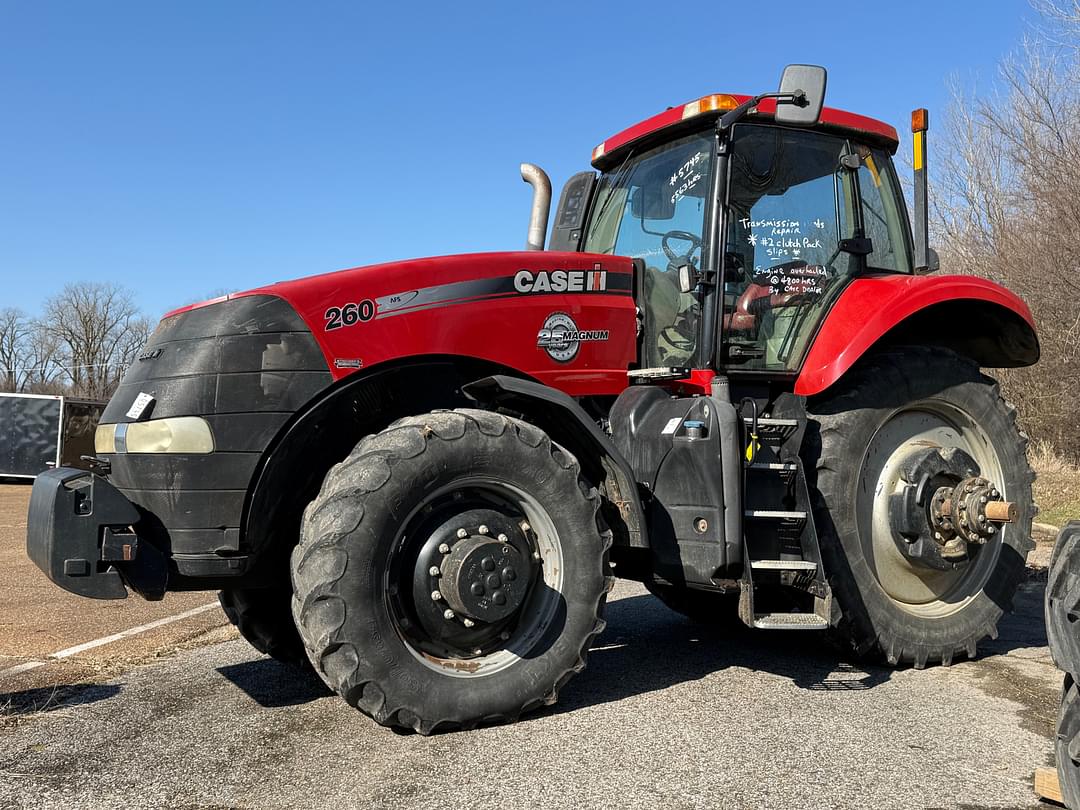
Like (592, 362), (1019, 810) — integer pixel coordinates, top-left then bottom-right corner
(795, 274), (1039, 397)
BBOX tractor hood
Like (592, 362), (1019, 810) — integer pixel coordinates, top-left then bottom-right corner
(170, 251), (639, 398)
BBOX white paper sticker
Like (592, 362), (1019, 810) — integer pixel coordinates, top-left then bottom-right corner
(661, 417), (682, 435)
(126, 392), (155, 420)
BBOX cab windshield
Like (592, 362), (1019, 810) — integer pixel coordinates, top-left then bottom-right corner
(583, 131), (714, 368)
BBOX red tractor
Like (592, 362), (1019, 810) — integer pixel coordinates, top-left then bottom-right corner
(28, 66), (1038, 733)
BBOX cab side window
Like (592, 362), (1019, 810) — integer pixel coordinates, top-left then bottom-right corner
(856, 148), (911, 273)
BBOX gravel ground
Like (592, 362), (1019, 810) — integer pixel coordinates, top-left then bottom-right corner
(0, 484), (229, 680)
(0, 577), (1058, 810)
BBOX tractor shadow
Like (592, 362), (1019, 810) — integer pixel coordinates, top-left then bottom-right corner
(542, 581), (1049, 718)
(0, 683), (122, 718)
(209, 580), (1048, 717)
(216, 659), (332, 708)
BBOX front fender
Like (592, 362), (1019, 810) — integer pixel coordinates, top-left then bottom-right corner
(796, 274), (1039, 396)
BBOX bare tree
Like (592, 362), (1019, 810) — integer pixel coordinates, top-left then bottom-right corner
(0, 308), (29, 393)
(20, 320), (67, 395)
(931, 0), (1080, 459)
(41, 282), (150, 400)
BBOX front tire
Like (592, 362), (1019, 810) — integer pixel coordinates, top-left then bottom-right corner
(805, 347), (1034, 667)
(290, 409), (611, 734)
(218, 587), (308, 665)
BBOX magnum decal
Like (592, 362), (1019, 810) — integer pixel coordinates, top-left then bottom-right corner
(537, 312), (609, 363)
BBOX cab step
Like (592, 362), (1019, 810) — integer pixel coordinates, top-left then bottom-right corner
(750, 559), (818, 571)
(742, 416), (799, 444)
(744, 509), (807, 521)
(752, 612), (830, 630)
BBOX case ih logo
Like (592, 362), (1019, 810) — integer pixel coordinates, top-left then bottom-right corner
(514, 265), (607, 294)
(536, 312), (609, 363)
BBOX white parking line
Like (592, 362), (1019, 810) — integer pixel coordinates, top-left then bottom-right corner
(0, 602), (221, 682)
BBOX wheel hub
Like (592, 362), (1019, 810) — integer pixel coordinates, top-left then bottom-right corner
(440, 536), (527, 621)
(889, 446), (1016, 570)
(403, 504), (539, 657)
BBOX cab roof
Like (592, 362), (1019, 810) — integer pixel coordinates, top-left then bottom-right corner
(591, 93), (900, 169)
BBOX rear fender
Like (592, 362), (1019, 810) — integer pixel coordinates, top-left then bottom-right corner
(796, 275), (1039, 396)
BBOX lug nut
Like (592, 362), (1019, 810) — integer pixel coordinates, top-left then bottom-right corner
(438, 542), (451, 554)
(520, 521), (531, 534)
(463, 618), (475, 628)
(431, 590), (442, 601)
(532, 551), (541, 561)
(429, 566), (440, 576)
(497, 533), (508, 543)
(479, 524), (489, 535)
(500, 631), (511, 641)
(443, 609), (456, 620)
(456, 528), (468, 539)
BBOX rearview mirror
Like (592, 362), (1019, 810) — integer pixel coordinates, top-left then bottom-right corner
(775, 64), (827, 126)
(630, 185), (676, 221)
(917, 247), (941, 274)
(677, 264), (700, 293)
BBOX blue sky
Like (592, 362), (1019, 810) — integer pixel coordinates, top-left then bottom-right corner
(0, 1), (1034, 319)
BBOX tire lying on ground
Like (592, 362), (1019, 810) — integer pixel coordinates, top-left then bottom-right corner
(219, 587), (309, 666)
(290, 409), (611, 734)
(804, 347), (1035, 668)
(1047, 522), (1080, 680)
(1059, 674), (1080, 809)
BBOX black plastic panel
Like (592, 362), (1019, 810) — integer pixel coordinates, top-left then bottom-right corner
(150, 295), (308, 343)
(106, 453), (261, 492)
(117, 487), (247, 532)
(203, 413), (292, 452)
(116, 332), (325, 387)
(96, 294), (331, 566)
(104, 370), (329, 422)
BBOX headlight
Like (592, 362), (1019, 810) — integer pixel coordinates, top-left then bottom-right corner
(95, 417), (215, 454)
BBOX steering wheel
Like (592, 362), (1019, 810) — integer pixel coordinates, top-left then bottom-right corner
(662, 230), (703, 265)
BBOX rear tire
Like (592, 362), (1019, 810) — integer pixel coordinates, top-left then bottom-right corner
(290, 409), (611, 734)
(218, 587), (308, 666)
(804, 347), (1034, 667)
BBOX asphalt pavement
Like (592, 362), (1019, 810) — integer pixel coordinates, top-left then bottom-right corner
(0, 577), (1058, 810)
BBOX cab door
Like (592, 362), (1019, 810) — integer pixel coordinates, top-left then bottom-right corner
(720, 124), (911, 373)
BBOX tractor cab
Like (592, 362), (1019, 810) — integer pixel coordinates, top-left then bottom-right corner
(564, 66), (913, 381)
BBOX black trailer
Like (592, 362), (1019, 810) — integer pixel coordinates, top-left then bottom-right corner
(0, 393), (106, 478)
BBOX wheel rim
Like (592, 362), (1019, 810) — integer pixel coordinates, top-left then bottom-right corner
(858, 400), (1006, 616)
(385, 477), (565, 679)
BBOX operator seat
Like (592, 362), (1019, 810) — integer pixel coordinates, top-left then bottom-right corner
(644, 265), (696, 366)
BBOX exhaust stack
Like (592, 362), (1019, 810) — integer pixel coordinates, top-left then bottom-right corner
(520, 163), (551, 251)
